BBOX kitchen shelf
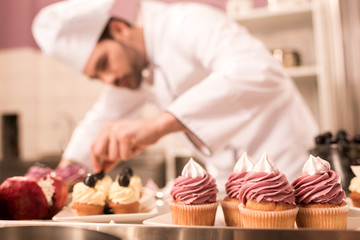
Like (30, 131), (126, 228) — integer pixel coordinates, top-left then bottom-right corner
(233, 3), (313, 21)
(233, 3), (313, 30)
(285, 65), (317, 79)
(227, 0), (322, 124)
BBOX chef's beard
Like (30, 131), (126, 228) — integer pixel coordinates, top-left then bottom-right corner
(117, 40), (145, 90)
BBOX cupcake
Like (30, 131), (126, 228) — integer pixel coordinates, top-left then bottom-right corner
(292, 155), (349, 229)
(221, 152), (254, 226)
(169, 158), (219, 226)
(108, 167), (142, 214)
(238, 153), (298, 229)
(348, 165), (360, 207)
(71, 173), (107, 216)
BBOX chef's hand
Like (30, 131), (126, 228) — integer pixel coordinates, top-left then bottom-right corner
(91, 112), (186, 172)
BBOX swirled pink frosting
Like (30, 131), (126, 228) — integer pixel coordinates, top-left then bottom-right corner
(225, 172), (248, 199)
(170, 173), (218, 205)
(292, 170), (345, 205)
(238, 171), (295, 205)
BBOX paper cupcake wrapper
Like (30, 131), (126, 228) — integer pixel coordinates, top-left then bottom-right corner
(169, 201), (219, 226)
(108, 201), (140, 214)
(71, 202), (104, 216)
(296, 204), (349, 229)
(238, 205), (298, 229)
(221, 199), (242, 227)
(349, 192), (360, 208)
(350, 198), (360, 208)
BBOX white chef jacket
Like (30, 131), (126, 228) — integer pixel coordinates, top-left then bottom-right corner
(63, 1), (319, 192)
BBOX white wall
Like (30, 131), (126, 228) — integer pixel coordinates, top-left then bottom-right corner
(0, 48), (104, 161)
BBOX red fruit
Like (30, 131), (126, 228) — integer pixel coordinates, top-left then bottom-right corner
(0, 177), (49, 220)
(47, 174), (68, 218)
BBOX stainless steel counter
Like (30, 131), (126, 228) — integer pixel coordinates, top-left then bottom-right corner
(100, 225), (360, 240)
(1, 221), (359, 240)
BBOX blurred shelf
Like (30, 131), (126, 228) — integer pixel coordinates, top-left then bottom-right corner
(285, 65), (317, 79)
(231, 3), (313, 29)
(227, 1), (322, 125)
(232, 3), (313, 21)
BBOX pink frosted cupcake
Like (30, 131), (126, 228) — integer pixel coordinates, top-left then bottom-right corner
(238, 153), (298, 229)
(221, 152), (254, 226)
(169, 158), (219, 226)
(292, 155), (349, 229)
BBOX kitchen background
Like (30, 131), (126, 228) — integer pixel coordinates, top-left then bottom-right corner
(0, 0), (359, 186)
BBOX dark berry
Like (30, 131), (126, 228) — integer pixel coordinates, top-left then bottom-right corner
(94, 171), (105, 181)
(118, 174), (130, 187)
(336, 130), (349, 144)
(323, 132), (333, 144)
(353, 135), (360, 144)
(315, 134), (326, 145)
(336, 129), (347, 138)
(84, 173), (96, 188)
(120, 167), (133, 177)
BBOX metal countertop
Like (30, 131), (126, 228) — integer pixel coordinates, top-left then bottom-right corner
(1, 221), (359, 240)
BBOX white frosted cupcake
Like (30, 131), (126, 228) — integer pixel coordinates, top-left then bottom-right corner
(292, 155), (349, 229)
(108, 167), (142, 214)
(71, 173), (107, 216)
(221, 152), (254, 226)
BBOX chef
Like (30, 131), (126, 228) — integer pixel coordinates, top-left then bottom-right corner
(32, 0), (319, 192)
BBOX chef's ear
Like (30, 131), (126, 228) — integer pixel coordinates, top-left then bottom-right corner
(109, 20), (130, 41)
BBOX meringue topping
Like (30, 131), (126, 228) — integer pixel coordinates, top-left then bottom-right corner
(234, 152), (255, 173)
(302, 155), (330, 175)
(351, 165), (360, 178)
(252, 153), (279, 174)
(181, 158), (206, 178)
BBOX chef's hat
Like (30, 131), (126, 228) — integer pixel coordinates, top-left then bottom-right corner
(32, 0), (115, 72)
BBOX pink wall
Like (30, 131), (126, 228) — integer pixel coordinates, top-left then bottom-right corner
(0, 0), (59, 49)
(0, 0), (225, 50)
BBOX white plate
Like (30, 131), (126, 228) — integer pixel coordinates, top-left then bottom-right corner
(53, 205), (158, 223)
(347, 197), (360, 217)
(349, 206), (360, 217)
(53, 188), (158, 223)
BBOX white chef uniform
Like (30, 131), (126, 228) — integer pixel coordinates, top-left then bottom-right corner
(35, 0), (319, 193)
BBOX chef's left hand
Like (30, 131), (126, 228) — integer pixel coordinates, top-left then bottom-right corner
(91, 112), (186, 172)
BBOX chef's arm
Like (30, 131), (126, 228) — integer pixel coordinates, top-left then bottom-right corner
(60, 84), (148, 171)
(91, 111), (187, 172)
(157, 111), (188, 135)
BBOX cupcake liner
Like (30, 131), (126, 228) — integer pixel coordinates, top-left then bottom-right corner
(296, 204), (349, 229)
(221, 198), (242, 227)
(349, 192), (360, 208)
(108, 201), (140, 214)
(350, 198), (360, 208)
(71, 202), (104, 216)
(169, 201), (219, 226)
(238, 205), (298, 229)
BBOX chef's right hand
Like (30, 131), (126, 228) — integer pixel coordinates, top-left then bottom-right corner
(90, 118), (159, 172)
(91, 113), (187, 173)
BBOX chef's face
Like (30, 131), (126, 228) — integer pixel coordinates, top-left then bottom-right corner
(83, 39), (143, 89)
